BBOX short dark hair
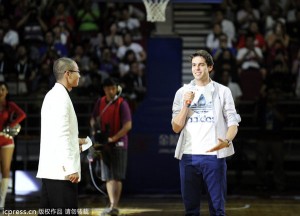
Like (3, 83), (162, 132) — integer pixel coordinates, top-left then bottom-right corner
(102, 77), (119, 87)
(190, 50), (214, 67)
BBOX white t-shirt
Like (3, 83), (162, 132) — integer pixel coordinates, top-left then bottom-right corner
(183, 82), (216, 155)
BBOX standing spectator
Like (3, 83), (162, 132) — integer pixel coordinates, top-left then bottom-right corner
(90, 77), (132, 216)
(0, 81), (26, 209)
(171, 50), (240, 216)
(36, 57), (86, 214)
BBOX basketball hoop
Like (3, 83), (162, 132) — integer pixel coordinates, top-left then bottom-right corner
(142, 0), (170, 22)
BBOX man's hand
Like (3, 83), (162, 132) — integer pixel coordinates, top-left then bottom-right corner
(78, 138), (87, 152)
(68, 172), (79, 183)
(206, 138), (230, 152)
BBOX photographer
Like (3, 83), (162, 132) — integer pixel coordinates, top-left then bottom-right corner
(90, 77), (132, 216)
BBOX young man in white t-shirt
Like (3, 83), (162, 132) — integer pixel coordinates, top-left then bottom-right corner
(172, 50), (241, 216)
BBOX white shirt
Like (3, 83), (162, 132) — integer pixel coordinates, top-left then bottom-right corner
(3, 30), (19, 47)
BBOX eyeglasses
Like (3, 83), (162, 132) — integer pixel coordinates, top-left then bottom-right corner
(68, 70), (80, 74)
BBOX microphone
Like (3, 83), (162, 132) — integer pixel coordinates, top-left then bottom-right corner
(186, 100), (192, 106)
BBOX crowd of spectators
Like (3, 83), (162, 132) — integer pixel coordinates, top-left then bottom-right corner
(0, 0), (148, 111)
(1, 0), (300, 110)
(208, 0), (300, 101)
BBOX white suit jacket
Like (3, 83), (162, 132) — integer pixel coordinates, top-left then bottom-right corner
(36, 83), (81, 181)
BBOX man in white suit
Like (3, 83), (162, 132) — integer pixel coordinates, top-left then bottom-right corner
(37, 57), (86, 215)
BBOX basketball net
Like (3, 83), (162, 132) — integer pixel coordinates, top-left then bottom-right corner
(142, 0), (170, 22)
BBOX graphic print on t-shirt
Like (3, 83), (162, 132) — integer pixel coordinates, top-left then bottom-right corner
(184, 84), (216, 154)
(187, 85), (214, 123)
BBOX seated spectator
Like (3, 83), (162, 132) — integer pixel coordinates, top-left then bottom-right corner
(219, 70), (242, 107)
(211, 33), (236, 60)
(263, 3), (285, 35)
(31, 62), (55, 94)
(16, 5), (48, 43)
(52, 24), (69, 47)
(219, 0), (238, 22)
(236, 0), (260, 34)
(286, 9), (300, 41)
(236, 33), (264, 76)
(264, 58), (294, 99)
(76, 0), (101, 40)
(86, 57), (104, 97)
(121, 61), (146, 110)
(0, 45), (16, 83)
(99, 47), (119, 78)
(292, 48), (300, 98)
(119, 49), (144, 77)
(49, 1), (75, 35)
(213, 46), (238, 83)
(117, 32), (147, 63)
(254, 87), (286, 192)
(39, 30), (68, 60)
(237, 33), (265, 100)
(71, 43), (91, 71)
(265, 21), (290, 49)
(117, 6), (141, 40)
(206, 23), (232, 51)
(213, 9), (236, 43)
(105, 22), (123, 56)
(1, 17), (19, 49)
(237, 21), (266, 52)
(14, 44), (37, 95)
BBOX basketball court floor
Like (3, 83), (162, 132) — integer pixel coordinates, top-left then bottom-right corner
(5, 190), (300, 216)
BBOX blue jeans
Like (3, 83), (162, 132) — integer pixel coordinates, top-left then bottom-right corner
(179, 154), (227, 216)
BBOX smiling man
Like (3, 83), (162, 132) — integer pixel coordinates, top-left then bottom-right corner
(171, 50), (241, 216)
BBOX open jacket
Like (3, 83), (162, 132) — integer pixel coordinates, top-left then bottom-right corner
(172, 80), (241, 159)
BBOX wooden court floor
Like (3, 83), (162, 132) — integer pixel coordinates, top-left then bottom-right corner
(5, 192), (300, 216)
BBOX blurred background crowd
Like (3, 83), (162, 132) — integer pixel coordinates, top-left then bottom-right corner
(1, 0), (300, 108)
(0, 0), (148, 112)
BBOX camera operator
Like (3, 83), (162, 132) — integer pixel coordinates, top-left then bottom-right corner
(90, 77), (132, 216)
